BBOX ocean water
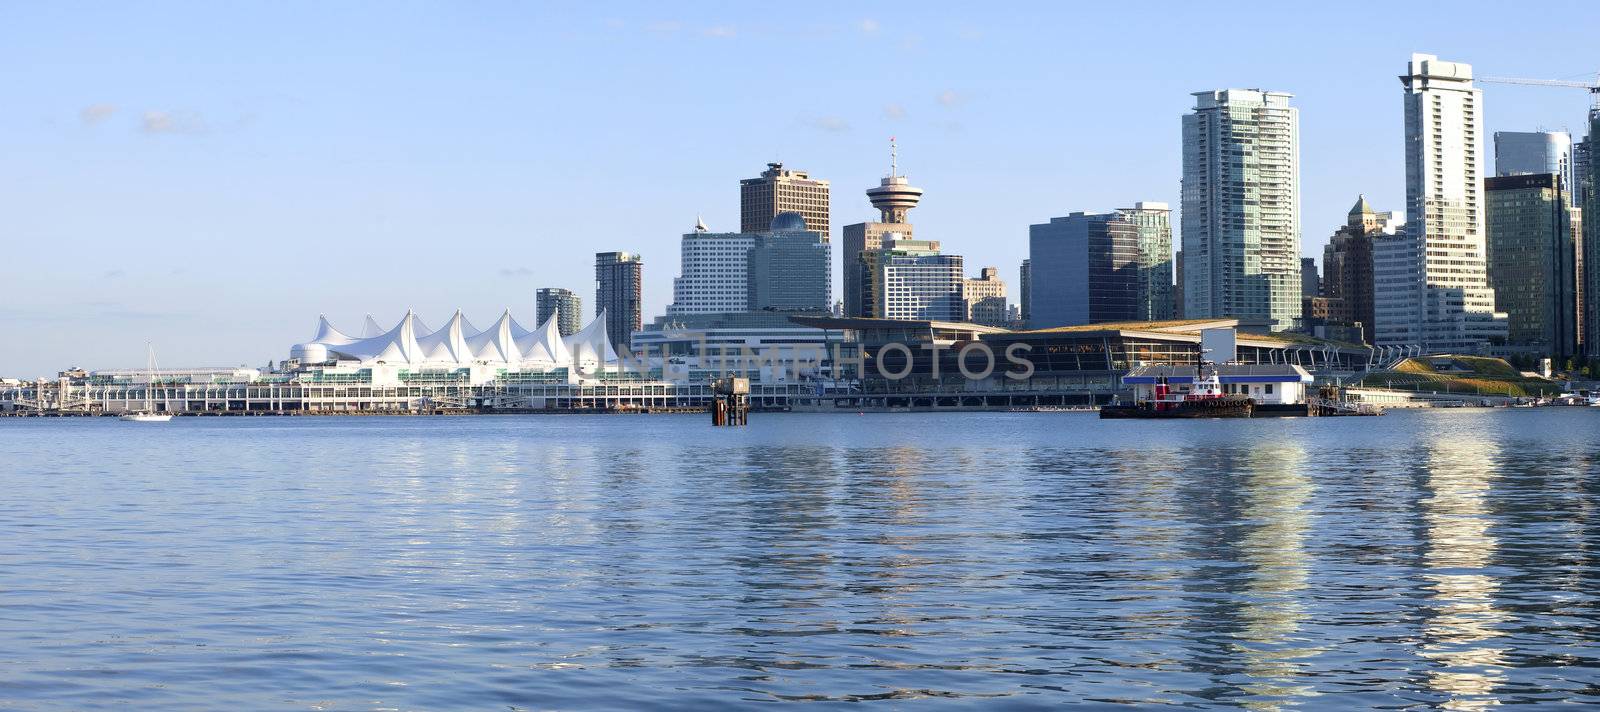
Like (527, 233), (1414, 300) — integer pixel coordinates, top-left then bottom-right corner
(1, 410), (1597, 710)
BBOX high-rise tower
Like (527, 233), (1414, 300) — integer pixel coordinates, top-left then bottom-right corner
(1580, 109), (1593, 353)
(747, 212), (832, 312)
(594, 251), (643, 353)
(535, 287), (582, 336)
(1029, 212), (1141, 327)
(1019, 259), (1032, 325)
(1495, 131), (1574, 202)
(1374, 53), (1506, 351)
(669, 218), (754, 316)
(1323, 195), (1395, 345)
(843, 139), (926, 317)
(865, 139), (924, 223)
(1181, 89), (1302, 331)
(1117, 202), (1175, 322)
(1486, 173), (1578, 360)
(740, 163), (830, 239)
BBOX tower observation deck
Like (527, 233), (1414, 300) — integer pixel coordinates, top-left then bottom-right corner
(865, 138), (923, 224)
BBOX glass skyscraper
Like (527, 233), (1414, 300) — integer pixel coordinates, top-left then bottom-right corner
(1181, 89), (1302, 331)
(747, 214), (832, 312)
(1485, 173), (1578, 360)
(1583, 111), (1600, 356)
(1028, 212), (1140, 328)
(1494, 131), (1573, 202)
(1117, 202), (1174, 322)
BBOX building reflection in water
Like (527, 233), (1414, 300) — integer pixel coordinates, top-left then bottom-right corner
(1145, 440), (1325, 710)
(1231, 442), (1320, 710)
(1418, 434), (1506, 710)
(1151, 443), (1319, 710)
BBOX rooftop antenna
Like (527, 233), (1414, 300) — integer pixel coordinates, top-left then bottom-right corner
(889, 136), (898, 177)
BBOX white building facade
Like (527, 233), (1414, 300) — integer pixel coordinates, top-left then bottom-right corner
(878, 245), (966, 322)
(667, 225), (754, 315)
(631, 313), (848, 386)
(1376, 54), (1507, 351)
(1181, 89), (1302, 332)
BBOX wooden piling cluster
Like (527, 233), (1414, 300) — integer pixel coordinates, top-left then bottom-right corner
(710, 377), (750, 426)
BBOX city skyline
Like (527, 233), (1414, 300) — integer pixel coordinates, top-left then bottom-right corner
(4, 3), (1600, 376)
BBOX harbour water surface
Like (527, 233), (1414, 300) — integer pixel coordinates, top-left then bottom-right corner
(1, 411), (1598, 709)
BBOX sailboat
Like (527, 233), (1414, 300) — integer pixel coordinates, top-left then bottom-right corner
(120, 343), (174, 422)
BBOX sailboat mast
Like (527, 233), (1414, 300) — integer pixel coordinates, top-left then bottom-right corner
(146, 342), (157, 412)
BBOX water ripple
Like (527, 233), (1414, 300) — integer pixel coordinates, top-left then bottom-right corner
(2, 411), (1598, 709)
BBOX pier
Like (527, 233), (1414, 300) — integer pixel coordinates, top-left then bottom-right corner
(1, 379), (1137, 417)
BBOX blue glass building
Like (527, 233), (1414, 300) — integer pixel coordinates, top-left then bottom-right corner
(1028, 212), (1140, 328)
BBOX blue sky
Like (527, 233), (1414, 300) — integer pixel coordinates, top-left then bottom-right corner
(3, 1), (1598, 377)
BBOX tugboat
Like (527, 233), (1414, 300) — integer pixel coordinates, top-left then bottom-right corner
(1100, 362), (1254, 419)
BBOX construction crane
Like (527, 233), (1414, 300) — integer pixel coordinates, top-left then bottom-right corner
(1480, 74), (1600, 109)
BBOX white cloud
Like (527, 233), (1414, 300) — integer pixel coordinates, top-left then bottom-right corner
(859, 18), (880, 34)
(702, 25), (736, 38)
(808, 116), (850, 133)
(498, 267), (534, 278)
(141, 110), (208, 135)
(883, 103), (906, 120)
(647, 20), (682, 34)
(936, 90), (963, 108)
(80, 104), (117, 125)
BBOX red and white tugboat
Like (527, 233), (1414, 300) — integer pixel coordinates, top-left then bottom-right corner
(1100, 362), (1254, 419)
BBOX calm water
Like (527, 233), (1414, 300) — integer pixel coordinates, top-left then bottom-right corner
(1, 411), (1598, 710)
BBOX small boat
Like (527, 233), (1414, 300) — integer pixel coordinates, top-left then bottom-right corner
(119, 412), (173, 422)
(121, 343), (173, 423)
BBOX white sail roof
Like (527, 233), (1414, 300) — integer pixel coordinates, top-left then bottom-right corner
(361, 314), (385, 338)
(513, 311), (573, 366)
(312, 315), (359, 345)
(326, 311), (424, 364)
(466, 310), (522, 363)
(416, 310), (476, 363)
(298, 309), (615, 370)
(569, 308), (618, 367)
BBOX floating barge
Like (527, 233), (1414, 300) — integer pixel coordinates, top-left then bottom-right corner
(1100, 363), (1381, 418)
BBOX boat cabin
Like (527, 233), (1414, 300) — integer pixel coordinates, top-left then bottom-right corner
(1122, 364), (1313, 405)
